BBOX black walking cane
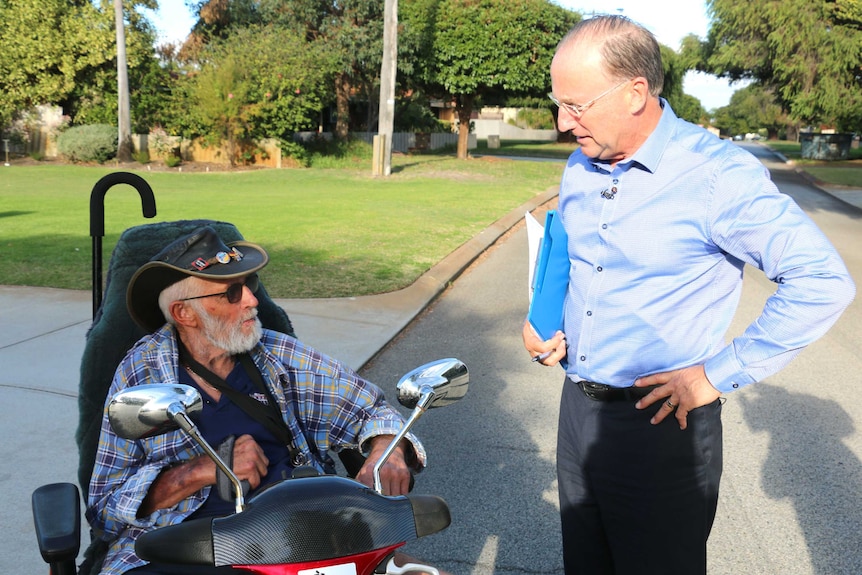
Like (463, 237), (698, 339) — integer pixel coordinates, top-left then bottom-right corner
(89, 172), (157, 318)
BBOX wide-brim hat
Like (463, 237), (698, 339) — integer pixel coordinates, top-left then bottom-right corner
(127, 226), (269, 332)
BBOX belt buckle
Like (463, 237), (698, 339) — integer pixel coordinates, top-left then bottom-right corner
(580, 381), (607, 401)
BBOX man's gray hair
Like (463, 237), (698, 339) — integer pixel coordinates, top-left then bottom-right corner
(157, 276), (199, 326)
(560, 15), (664, 97)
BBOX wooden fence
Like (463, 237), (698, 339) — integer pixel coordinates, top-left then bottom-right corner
(19, 131), (474, 166)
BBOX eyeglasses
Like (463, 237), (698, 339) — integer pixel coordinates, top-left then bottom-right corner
(179, 274), (259, 305)
(548, 80), (629, 118)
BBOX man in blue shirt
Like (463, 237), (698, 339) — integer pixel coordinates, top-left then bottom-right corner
(87, 226), (425, 575)
(523, 15), (855, 575)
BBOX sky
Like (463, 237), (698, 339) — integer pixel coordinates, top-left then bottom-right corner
(147, 0), (745, 112)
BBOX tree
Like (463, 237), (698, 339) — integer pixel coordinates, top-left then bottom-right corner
(420, 0), (579, 159)
(659, 44), (706, 124)
(189, 0), (386, 142)
(673, 94), (709, 126)
(187, 25), (336, 164)
(115, 0), (133, 161)
(712, 83), (786, 139)
(0, 0), (114, 128)
(702, 0), (862, 131)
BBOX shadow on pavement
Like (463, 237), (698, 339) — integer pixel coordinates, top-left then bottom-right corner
(738, 383), (862, 575)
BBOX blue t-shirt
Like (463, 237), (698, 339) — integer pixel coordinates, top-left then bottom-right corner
(179, 361), (294, 518)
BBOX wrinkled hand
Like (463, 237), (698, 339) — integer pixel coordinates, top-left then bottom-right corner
(230, 434), (269, 489)
(355, 435), (412, 496)
(634, 365), (721, 429)
(522, 321), (566, 366)
(139, 434), (268, 517)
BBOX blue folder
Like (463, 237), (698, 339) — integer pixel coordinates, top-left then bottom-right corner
(527, 210), (570, 341)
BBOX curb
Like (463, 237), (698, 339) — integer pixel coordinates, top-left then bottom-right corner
(757, 142), (862, 211)
(358, 184), (560, 368)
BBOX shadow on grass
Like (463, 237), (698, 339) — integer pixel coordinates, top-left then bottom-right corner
(390, 156), (455, 174)
(0, 211), (35, 219)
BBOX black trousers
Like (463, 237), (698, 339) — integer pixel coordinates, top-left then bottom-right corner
(557, 378), (723, 575)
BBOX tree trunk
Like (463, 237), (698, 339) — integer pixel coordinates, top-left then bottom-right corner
(115, 0), (133, 162)
(335, 72), (350, 142)
(786, 122), (800, 142)
(455, 94), (473, 160)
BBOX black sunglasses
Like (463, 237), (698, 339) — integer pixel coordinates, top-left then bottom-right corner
(179, 274), (259, 305)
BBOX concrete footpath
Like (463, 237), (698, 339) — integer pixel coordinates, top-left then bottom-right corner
(2, 152), (860, 573)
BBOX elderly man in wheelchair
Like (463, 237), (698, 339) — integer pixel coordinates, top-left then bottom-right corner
(40, 221), (425, 575)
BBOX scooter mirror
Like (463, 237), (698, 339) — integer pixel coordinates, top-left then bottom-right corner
(396, 358), (469, 410)
(108, 384), (202, 440)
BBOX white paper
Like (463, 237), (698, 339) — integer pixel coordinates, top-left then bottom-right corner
(299, 563), (357, 575)
(525, 211), (544, 301)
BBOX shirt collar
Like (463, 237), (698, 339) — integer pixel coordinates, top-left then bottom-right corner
(589, 98), (676, 175)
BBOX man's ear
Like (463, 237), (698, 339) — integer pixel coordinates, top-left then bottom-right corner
(170, 300), (198, 329)
(627, 77), (650, 113)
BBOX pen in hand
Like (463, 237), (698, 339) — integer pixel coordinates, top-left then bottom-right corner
(532, 351), (552, 363)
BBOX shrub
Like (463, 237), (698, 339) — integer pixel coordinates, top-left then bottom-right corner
(510, 108), (555, 130)
(164, 154), (182, 168)
(56, 124), (117, 163)
(149, 127), (179, 159)
(133, 150), (150, 164)
(277, 141), (308, 168)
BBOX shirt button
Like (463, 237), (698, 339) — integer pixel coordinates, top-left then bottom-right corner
(579, 356), (586, 362)
(586, 311), (592, 316)
(596, 266), (603, 272)
(602, 224), (608, 229)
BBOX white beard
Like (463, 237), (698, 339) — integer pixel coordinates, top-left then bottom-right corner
(198, 308), (263, 354)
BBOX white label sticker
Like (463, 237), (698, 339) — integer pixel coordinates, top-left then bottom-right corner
(298, 563), (357, 575)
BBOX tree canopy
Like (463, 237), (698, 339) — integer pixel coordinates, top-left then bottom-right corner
(0, 0), (165, 134)
(0, 0), (724, 162)
(405, 0), (578, 158)
(712, 84), (786, 138)
(701, 0), (862, 131)
(659, 44), (707, 124)
(186, 24), (336, 160)
(0, 0), (113, 128)
(186, 0), (387, 141)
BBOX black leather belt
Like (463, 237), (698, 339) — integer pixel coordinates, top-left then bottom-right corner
(571, 378), (657, 402)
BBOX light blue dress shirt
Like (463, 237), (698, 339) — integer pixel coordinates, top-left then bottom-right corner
(559, 101), (855, 393)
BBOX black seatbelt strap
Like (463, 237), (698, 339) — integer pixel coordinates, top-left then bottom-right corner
(177, 339), (302, 464)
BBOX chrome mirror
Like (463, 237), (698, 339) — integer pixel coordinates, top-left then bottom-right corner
(374, 359), (469, 494)
(108, 384), (245, 513)
(396, 358), (469, 410)
(108, 384), (202, 440)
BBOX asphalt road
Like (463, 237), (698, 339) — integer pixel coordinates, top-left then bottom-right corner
(360, 143), (862, 575)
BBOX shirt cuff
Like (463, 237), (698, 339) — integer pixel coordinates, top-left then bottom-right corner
(704, 346), (757, 393)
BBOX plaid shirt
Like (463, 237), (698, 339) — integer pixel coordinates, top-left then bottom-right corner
(86, 325), (425, 575)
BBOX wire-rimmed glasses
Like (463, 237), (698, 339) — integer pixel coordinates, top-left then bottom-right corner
(548, 80), (629, 118)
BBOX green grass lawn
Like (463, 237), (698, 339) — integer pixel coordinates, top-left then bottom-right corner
(483, 139), (862, 188)
(484, 139), (862, 189)
(764, 140), (862, 187)
(0, 155), (563, 298)
(474, 140), (578, 160)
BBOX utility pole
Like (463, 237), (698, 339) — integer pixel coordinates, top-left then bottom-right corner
(374, 0), (397, 176)
(115, 0), (132, 162)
